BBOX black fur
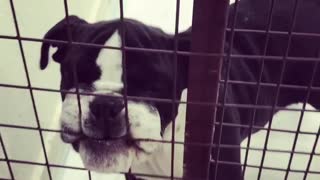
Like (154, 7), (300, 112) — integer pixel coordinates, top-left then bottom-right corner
(40, 0), (320, 179)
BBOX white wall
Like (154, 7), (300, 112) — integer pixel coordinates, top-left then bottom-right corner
(1, 0), (319, 180)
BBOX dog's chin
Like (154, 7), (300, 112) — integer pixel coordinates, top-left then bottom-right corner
(77, 138), (134, 173)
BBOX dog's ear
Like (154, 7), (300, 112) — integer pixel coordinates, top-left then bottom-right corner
(40, 15), (87, 70)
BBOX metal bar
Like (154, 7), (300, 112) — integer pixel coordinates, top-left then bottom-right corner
(8, 1), (53, 179)
(283, 59), (319, 179)
(62, 1), (91, 179)
(118, 0), (132, 177)
(1, 156), (318, 179)
(210, 159), (320, 174)
(1, 122), (319, 143)
(257, 0), (301, 178)
(242, 0), (276, 176)
(88, 171), (92, 180)
(0, 133), (15, 179)
(2, 35), (320, 63)
(4, 163), (181, 180)
(1, 137), (319, 160)
(5, 77), (320, 96)
(0, 158), (184, 180)
(170, 0), (181, 179)
(3, 26), (320, 44)
(62, 0), (83, 125)
(2, 82), (320, 114)
(118, 0), (129, 137)
(303, 126), (320, 180)
(213, 122), (319, 135)
(5, 77), (320, 95)
(218, 80), (320, 91)
(225, 28), (320, 38)
(183, 0), (229, 179)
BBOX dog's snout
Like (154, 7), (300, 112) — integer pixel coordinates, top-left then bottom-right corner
(84, 97), (127, 139)
(90, 97), (124, 119)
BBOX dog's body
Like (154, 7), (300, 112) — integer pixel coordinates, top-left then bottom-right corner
(40, 0), (320, 179)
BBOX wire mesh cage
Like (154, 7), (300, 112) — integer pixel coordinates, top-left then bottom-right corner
(0, 0), (320, 180)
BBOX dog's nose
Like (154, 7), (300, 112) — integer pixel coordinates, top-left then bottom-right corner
(84, 96), (127, 139)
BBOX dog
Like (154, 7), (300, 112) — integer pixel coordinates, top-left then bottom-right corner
(39, 0), (320, 179)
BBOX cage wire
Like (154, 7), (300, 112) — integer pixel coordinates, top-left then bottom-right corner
(0, 0), (320, 180)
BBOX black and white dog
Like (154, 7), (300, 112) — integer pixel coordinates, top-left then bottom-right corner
(39, 0), (320, 179)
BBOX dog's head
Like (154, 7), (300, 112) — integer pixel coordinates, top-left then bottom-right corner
(39, 16), (188, 173)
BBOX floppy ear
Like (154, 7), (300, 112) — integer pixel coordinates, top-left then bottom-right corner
(40, 15), (87, 70)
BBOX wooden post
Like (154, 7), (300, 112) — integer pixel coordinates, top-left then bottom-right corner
(183, 0), (229, 179)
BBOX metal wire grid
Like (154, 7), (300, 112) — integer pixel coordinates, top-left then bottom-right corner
(0, 0), (319, 180)
(237, 0), (318, 179)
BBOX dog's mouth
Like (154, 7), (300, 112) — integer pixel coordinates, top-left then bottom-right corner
(70, 136), (125, 153)
(67, 132), (138, 153)
(59, 97), (162, 173)
(61, 122), (148, 154)
(62, 131), (144, 173)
